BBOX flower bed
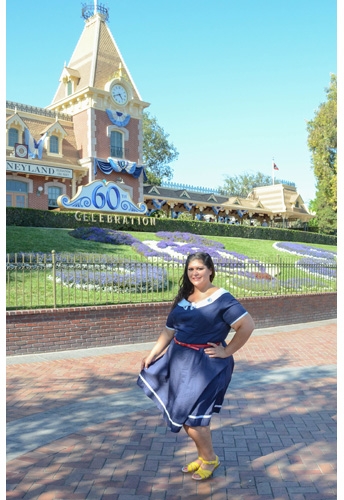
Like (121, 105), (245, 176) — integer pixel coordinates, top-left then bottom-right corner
(54, 262), (168, 292)
(273, 241), (336, 261)
(273, 241), (337, 280)
(7, 229), (336, 295)
(69, 226), (138, 246)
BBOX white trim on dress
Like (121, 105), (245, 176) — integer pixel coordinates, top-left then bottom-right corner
(138, 374), (183, 428)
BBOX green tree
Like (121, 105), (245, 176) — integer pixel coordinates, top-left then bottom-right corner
(307, 74), (337, 234)
(218, 171), (273, 197)
(142, 112), (179, 185)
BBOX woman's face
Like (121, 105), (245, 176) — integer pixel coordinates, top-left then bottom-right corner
(187, 259), (213, 287)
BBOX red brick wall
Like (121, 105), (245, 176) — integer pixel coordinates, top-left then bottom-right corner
(72, 110), (89, 159)
(6, 293), (336, 356)
(91, 109), (141, 202)
(126, 117), (140, 163)
(94, 109), (140, 164)
(28, 178), (73, 210)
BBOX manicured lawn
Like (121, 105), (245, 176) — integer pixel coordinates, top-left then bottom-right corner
(6, 226), (337, 261)
(6, 226), (337, 310)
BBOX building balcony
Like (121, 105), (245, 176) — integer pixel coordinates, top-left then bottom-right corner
(110, 147), (129, 159)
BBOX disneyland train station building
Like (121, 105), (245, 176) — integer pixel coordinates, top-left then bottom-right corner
(6, 3), (314, 228)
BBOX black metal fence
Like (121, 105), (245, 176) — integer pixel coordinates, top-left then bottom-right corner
(6, 252), (337, 310)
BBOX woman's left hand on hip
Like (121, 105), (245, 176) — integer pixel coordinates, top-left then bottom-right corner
(204, 342), (228, 358)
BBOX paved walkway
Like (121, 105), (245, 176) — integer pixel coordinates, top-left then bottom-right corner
(7, 320), (337, 500)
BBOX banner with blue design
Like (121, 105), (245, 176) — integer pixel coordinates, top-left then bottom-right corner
(184, 203), (194, 212)
(212, 206), (222, 215)
(106, 109), (131, 127)
(57, 179), (147, 214)
(237, 210), (247, 217)
(94, 158), (147, 181)
(152, 199), (166, 209)
(24, 128), (47, 160)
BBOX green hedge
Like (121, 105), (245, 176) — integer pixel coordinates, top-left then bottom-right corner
(6, 207), (337, 245)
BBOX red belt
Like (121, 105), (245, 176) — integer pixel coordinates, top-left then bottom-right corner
(174, 338), (220, 351)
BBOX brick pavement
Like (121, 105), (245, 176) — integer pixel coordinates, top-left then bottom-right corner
(6, 320), (337, 499)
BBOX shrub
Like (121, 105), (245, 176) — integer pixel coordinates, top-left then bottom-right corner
(6, 207), (337, 245)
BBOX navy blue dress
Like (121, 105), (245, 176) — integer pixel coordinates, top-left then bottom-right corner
(137, 288), (248, 433)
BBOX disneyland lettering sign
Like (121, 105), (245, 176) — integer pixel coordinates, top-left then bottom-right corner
(6, 161), (73, 178)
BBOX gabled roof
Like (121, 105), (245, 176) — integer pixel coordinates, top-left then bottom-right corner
(147, 186), (161, 195)
(226, 196), (242, 205)
(207, 194), (218, 202)
(248, 184), (312, 217)
(6, 105), (81, 166)
(41, 121), (68, 137)
(143, 183), (314, 221)
(221, 196), (273, 214)
(143, 184), (228, 204)
(60, 66), (81, 80)
(180, 190), (191, 199)
(6, 113), (26, 130)
(248, 184), (286, 212)
(50, 13), (141, 105)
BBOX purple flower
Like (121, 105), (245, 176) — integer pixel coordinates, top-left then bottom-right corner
(55, 262), (169, 292)
(274, 242), (336, 261)
(69, 227), (139, 246)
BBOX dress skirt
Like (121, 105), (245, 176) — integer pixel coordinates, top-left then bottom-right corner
(137, 341), (235, 433)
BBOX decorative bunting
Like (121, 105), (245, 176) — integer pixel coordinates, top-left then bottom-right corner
(212, 206), (222, 215)
(93, 158), (147, 181)
(106, 109), (131, 127)
(184, 202), (194, 212)
(237, 210), (247, 217)
(108, 158), (137, 175)
(152, 199), (166, 209)
(24, 128), (47, 160)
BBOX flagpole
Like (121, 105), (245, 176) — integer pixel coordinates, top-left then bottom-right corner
(272, 158), (275, 185)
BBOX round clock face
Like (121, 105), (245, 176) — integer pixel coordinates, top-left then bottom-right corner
(15, 144), (28, 158)
(111, 84), (128, 105)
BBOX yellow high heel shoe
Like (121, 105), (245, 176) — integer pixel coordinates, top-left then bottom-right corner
(191, 455), (220, 480)
(181, 456), (203, 473)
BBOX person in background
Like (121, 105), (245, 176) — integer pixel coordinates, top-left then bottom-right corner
(137, 252), (255, 480)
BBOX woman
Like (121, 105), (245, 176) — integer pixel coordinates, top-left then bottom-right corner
(137, 252), (255, 480)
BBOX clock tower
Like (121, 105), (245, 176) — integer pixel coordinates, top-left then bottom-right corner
(47, 2), (150, 204)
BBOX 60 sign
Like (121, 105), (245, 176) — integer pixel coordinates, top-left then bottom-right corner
(91, 184), (121, 210)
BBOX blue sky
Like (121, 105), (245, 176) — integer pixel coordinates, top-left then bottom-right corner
(5, 0), (337, 206)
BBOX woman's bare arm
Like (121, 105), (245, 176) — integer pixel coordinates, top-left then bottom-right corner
(205, 313), (255, 358)
(141, 327), (175, 369)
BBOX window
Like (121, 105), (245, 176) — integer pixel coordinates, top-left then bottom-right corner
(110, 131), (124, 158)
(7, 180), (28, 192)
(6, 179), (28, 207)
(48, 186), (62, 208)
(8, 128), (19, 147)
(67, 80), (72, 96)
(49, 135), (59, 154)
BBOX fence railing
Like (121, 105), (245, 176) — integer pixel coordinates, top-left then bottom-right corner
(6, 252), (337, 310)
